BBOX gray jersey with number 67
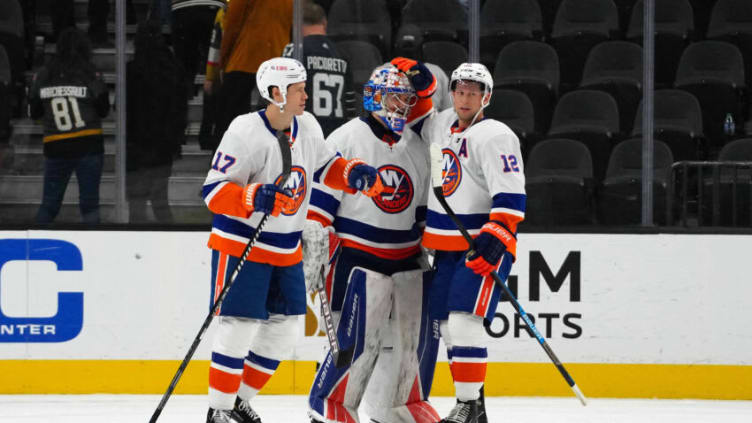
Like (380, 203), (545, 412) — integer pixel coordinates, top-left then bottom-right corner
(283, 35), (356, 137)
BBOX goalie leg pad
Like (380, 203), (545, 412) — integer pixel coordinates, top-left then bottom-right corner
(308, 267), (393, 423)
(364, 270), (440, 423)
(237, 314), (302, 401)
(209, 317), (260, 409)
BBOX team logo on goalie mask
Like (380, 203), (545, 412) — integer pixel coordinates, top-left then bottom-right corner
(372, 164), (413, 214)
(442, 148), (462, 197)
(275, 166), (307, 216)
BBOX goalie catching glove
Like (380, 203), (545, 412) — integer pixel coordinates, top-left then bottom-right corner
(242, 183), (294, 216)
(465, 221), (517, 276)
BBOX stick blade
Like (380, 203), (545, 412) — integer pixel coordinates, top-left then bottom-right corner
(429, 143), (444, 188)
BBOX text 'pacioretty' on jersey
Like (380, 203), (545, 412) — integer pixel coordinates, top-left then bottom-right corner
(307, 56), (347, 73)
(39, 86), (88, 99)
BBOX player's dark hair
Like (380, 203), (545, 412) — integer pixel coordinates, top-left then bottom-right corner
(47, 28), (96, 83)
(303, 0), (326, 26)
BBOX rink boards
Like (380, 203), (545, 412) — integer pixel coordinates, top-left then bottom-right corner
(1, 230), (750, 399)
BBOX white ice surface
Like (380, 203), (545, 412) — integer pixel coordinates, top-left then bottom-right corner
(1, 395), (751, 422)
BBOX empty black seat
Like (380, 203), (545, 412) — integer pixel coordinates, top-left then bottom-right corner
(551, 0), (620, 90)
(674, 40), (746, 153)
(599, 138), (674, 225)
(334, 40), (383, 92)
(707, 0), (752, 88)
(484, 89), (537, 155)
(421, 41), (467, 76)
(398, 0), (468, 44)
(479, 0), (543, 70)
(327, 0), (392, 58)
(494, 40), (560, 134)
(547, 89), (620, 182)
(627, 0), (694, 88)
(632, 89), (704, 161)
(580, 40), (643, 134)
(524, 138), (595, 226)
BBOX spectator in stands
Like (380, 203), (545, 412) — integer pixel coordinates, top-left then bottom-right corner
(283, 0), (356, 137)
(171, 0), (225, 97)
(198, 0), (229, 153)
(215, 0), (293, 138)
(126, 20), (188, 223)
(49, 0), (136, 46)
(28, 28), (109, 224)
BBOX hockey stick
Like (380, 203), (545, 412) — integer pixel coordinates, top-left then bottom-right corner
(149, 131), (293, 423)
(314, 258), (354, 368)
(428, 144), (587, 406)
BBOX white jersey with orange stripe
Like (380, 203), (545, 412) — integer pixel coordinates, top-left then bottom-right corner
(308, 115), (431, 260)
(421, 108), (526, 256)
(202, 109), (342, 266)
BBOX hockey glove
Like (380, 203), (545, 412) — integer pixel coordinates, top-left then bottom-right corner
(242, 183), (294, 216)
(391, 57), (436, 98)
(465, 221), (516, 276)
(344, 159), (384, 197)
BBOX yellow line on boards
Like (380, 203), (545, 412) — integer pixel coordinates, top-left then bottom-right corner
(1, 360), (750, 400)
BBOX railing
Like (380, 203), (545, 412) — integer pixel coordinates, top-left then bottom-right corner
(670, 161), (752, 227)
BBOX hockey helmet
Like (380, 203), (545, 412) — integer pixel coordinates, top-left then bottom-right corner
(450, 62), (493, 108)
(256, 57), (307, 110)
(363, 64), (417, 134)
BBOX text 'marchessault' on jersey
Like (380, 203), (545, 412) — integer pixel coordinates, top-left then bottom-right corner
(28, 68), (110, 157)
(202, 110), (357, 266)
(421, 109), (527, 256)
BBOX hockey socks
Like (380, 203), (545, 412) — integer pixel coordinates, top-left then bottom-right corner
(238, 351), (281, 401)
(447, 346), (487, 402)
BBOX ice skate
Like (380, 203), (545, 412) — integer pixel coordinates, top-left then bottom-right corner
(477, 386), (487, 423)
(439, 399), (480, 423)
(232, 397), (262, 423)
(207, 407), (238, 423)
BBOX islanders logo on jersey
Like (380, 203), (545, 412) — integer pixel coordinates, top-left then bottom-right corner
(372, 164), (413, 214)
(442, 148), (462, 197)
(275, 166), (307, 216)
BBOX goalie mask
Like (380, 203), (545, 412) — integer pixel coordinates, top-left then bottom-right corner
(256, 57), (307, 111)
(363, 65), (418, 134)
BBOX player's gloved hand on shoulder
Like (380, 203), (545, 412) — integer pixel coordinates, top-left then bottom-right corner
(344, 159), (384, 197)
(391, 57), (436, 98)
(242, 183), (294, 216)
(465, 221), (516, 276)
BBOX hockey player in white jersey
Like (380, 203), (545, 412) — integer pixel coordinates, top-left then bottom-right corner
(201, 57), (384, 423)
(422, 63), (526, 423)
(306, 59), (442, 423)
